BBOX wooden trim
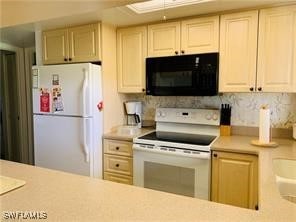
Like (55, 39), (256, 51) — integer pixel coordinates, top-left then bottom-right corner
(0, 43), (32, 164)
(24, 47), (35, 165)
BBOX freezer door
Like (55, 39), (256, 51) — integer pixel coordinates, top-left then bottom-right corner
(34, 115), (93, 176)
(32, 63), (93, 117)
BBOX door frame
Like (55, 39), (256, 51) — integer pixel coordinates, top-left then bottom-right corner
(0, 42), (32, 164)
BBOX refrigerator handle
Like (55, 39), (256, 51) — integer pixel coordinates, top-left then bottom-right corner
(82, 68), (89, 117)
(83, 118), (90, 163)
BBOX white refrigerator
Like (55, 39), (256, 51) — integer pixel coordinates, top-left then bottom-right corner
(32, 63), (103, 178)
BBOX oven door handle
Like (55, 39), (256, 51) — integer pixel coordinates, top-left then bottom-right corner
(133, 144), (210, 159)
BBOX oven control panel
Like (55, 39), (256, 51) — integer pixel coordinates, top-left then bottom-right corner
(155, 108), (220, 126)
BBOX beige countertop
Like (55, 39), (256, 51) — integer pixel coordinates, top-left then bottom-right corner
(1, 136), (296, 221)
(103, 127), (154, 141)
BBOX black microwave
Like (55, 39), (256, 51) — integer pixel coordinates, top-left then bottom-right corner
(146, 53), (219, 96)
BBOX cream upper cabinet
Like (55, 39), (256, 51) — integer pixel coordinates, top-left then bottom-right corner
(257, 5), (296, 92)
(181, 16), (219, 54)
(211, 151), (258, 210)
(42, 29), (68, 64)
(219, 11), (258, 92)
(42, 23), (101, 64)
(117, 26), (147, 93)
(68, 23), (100, 63)
(148, 21), (180, 57)
(148, 17), (219, 57)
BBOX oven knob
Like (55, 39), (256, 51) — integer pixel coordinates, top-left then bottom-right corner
(206, 114), (212, 120)
(161, 112), (166, 117)
(156, 111), (162, 117)
(212, 113), (218, 121)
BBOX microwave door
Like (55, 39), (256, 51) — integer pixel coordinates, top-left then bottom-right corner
(146, 53), (218, 96)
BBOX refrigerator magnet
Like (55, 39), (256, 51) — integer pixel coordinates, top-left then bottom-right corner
(52, 87), (64, 112)
(40, 88), (50, 113)
(52, 74), (59, 85)
(32, 69), (39, 89)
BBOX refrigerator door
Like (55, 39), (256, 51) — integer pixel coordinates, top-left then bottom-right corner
(34, 115), (93, 176)
(32, 63), (93, 117)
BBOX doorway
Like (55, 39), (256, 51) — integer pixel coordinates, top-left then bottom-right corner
(0, 50), (21, 162)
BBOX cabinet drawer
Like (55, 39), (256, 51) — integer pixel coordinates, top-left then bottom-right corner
(104, 172), (133, 185)
(104, 154), (133, 176)
(104, 139), (133, 157)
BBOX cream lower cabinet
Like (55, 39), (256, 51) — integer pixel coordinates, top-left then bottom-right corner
(257, 5), (296, 92)
(103, 139), (133, 185)
(211, 151), (258, 210)
(219, 10), (258, 92)
(117, 26), (147, 93)
(42, 23), (100, 64)
(148, 16), (219, 57)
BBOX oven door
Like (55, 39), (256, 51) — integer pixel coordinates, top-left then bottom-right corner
(133, 145), (210, 200)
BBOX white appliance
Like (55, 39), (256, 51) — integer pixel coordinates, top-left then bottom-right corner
(32, 63), (103, 178)
(124, 101), (142, 128)
(133, 108), (220, 200)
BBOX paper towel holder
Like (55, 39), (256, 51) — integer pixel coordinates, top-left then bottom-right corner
(250, 104), (278, 148)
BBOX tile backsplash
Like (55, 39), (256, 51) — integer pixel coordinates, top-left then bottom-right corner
(126, 93), (296, 128)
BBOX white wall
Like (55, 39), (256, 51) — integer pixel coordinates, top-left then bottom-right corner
(101, 23), (127, 133)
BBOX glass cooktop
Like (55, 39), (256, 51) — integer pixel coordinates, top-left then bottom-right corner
(138, 131), (217, 146)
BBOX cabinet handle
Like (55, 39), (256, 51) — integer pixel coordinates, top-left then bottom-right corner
(142, 88), (146, 92)
(258, 87), (262, 91)
(175, 51), (179, 55)
(213, 153), (218, 157)
(64, 58), (68, 61)
(69, 58), (72, 61)
(115, 164), (120, 167)
(249, 87), (254, 91)
(181, 50), (185, 54)
(116, 147), (120, 150)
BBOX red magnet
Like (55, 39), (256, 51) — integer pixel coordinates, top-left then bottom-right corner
(40, 92), (50, 112)
(97, 101), (103, 111)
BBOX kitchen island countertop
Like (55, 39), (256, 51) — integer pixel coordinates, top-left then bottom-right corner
(1, 135), (296, 221)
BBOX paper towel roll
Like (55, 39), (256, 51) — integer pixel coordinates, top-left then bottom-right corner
(259, 106), (270, 143)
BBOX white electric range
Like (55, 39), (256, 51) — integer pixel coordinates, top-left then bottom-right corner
(133, 108), (220, 200)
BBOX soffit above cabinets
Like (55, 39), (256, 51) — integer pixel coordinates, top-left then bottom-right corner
(102, 0), (291, 27)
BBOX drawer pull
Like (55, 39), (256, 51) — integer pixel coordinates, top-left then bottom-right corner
(116, 146), (120, 150)
(115, 164), (120, 167)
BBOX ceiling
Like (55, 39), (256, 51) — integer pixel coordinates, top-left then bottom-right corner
(103, 0), (292, 27)
(0, 0), (294, 47)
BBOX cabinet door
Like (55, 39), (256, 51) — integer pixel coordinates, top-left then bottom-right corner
(211, 151), (258, 209)
(257, 5), (296, 92)
(68, 23), (100, 63)
(219, 11), (258, 92)
(42, 29), (68, 64)
(148, 22), (180, 57)
(117, 26), (147, 93)
(181, 16), (219, 54)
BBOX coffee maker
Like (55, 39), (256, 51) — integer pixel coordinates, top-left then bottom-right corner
(124, 101), (142, 128)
